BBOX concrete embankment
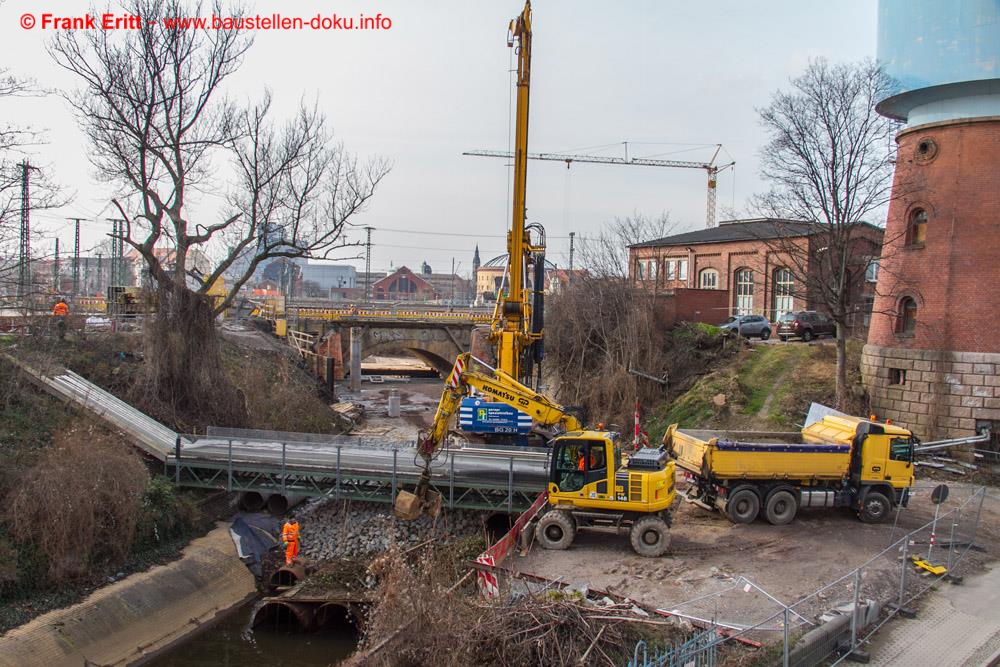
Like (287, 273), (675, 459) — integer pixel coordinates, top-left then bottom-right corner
(0, 523), (256, 667)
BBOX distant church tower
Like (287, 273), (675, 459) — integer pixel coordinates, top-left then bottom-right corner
(473, 245), (481, 273)
(862, 0), (1000, 441)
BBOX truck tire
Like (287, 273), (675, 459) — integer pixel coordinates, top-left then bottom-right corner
(859, 492), (891, 523)
(537, 510), (576, 550)
(629, 515), (671, 557)
(802, 329), (813, 342)
(764, 490), (798, 525)
(726, 488), (761, 524)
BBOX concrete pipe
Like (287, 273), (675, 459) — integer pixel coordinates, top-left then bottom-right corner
(238, 491), (268, 512)
(314, 602), (362, 636)
(251, 600), (314, 633)
(484, 512), (516, 543)
(268, 564), (306, 589)
(387, 389), (401, 418)
(265, 493), (307, 515)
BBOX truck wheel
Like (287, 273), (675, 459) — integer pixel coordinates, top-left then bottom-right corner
(859, 492), (890, 523)
(802, 330), (813, 342)
(629, 516), (671, 558)
(726, 488), (761, 524)
(764, 490), (798, 525)
(537, 511), (576, 550)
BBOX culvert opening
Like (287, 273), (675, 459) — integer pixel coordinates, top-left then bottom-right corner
(314, 603), (360, 637)
(484, 512), (516, 542)
(252, 601), (310, 633)
(266, 494), (289, 515)
(269, 566), (304, 589)
(238, 491), (266, 512)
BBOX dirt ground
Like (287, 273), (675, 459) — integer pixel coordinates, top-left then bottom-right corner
(512, 480), (1000, 632)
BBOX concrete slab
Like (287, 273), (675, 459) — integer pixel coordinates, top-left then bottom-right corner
(867, 566), (1000, 666)
(0, 524), (256, 667)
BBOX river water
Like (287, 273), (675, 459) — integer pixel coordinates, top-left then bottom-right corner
(147, 599), (358, 666)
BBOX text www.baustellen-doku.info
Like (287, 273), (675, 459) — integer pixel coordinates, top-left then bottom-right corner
(19, 11), (392, 31)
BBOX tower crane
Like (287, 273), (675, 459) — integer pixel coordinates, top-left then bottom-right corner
(465, 143), (735, 228)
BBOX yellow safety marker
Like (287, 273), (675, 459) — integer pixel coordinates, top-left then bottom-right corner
(910, 554), (947, 576)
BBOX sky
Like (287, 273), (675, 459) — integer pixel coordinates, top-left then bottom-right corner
(0, 0), (878, 277)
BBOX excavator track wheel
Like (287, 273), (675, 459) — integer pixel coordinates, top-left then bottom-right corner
(536, 510), (576, 550)
(629, 516), (671, 558)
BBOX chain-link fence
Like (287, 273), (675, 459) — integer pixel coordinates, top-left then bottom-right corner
(642, 486), (989, 667)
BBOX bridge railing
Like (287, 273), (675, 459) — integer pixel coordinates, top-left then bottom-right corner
(290, 307), (493, 323)
(167, 435), (549, 513)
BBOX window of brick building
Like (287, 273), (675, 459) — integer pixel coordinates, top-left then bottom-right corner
(665, 260), (676, 280)
(906, 209), (927, 246)
(772, 268), (794, 319)
(734, 268), (754, 315)
(678, 259), (688, 281)
(896, 297), (917, 335)
(699, 268), (718, 289)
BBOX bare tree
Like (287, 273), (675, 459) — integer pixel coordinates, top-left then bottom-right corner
(753, 58), (899, 408)
(49, 0), (389, 425)
(577, 212), (674, 280)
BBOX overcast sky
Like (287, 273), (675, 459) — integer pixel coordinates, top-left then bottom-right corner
(1, 0), (878, 277)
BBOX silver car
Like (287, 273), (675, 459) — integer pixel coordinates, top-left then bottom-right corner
(719, 315), (772, 340)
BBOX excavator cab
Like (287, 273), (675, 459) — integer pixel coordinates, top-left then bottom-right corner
(539, 433), (676, 557)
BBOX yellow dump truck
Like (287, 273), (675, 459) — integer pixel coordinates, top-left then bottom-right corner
(663, 414), (916, 524)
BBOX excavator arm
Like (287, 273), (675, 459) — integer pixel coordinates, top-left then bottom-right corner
(396, 352), (581, 519)
(416, 353), (582, 463)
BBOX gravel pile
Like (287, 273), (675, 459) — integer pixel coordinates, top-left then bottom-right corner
(295, 497), (487, 560)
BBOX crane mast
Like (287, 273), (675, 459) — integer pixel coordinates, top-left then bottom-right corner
(494, 0), (544, 385)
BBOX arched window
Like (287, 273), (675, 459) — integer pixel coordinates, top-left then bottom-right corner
(772, 268), (794, 319)
(897, 297), (917, 335)
(699, 268), (718, 289)
(734, 268), (754, 315)
(906, 208), (928, 245)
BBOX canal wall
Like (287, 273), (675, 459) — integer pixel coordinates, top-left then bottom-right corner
(0, 523), (256, 667)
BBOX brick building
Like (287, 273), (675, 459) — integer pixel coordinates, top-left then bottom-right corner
(629, 218), (882, 325)
(861, 0), (1000, 442)
(370, 265), (472, 303)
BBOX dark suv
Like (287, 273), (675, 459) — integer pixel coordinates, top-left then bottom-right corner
(777, 311), (836, 342)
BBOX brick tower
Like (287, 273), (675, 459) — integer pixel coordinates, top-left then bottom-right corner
(862, 1), (1000, 441)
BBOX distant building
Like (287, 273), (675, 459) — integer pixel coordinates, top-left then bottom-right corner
(473, 254), (558, 305)
(295, 261), (356, 298)
(629, 218), (883, 325)
(545, 268), (588, 295)
(370, 265), (472, 303)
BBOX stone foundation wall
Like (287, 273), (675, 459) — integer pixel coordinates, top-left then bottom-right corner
(861, 343), (1000, 440)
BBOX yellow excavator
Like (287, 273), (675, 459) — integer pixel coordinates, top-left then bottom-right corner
(394, 354), (676, 557)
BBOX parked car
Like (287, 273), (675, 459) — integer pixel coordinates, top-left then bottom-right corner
(718, 315), (772, 340)
(776, 311), (836, 342)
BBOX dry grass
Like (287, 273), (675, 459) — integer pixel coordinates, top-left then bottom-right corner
(4, 425), (149, 582)
(349, 545), (680, 667)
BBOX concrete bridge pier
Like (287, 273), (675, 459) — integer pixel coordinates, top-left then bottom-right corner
(349, 327), (362, 392)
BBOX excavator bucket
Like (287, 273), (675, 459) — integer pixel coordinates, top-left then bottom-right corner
(394, 489), (423, 520)
(424, 490), (443, 518)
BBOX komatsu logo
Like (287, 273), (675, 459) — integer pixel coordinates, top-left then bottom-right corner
(482, 385), (517, 402)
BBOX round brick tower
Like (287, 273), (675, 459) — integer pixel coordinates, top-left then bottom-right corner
(862, 0), (1000, 439)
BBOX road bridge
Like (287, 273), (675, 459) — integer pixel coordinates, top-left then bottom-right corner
(11, 356), (547, 513)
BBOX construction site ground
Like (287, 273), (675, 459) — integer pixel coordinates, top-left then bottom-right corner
(512, 482), (1000, 636)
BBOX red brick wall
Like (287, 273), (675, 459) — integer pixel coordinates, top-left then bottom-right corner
(868, 118), (1000, 354)
(630, 238), (809, 320)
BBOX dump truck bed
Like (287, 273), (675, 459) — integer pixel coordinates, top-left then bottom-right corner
(665, 423), (853, 481)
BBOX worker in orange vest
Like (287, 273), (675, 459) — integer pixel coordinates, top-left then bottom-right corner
(52, 298), (69, 340)
(281, 514), (301, 566)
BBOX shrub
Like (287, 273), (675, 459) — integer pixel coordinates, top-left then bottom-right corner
(4, 425), (148, 582)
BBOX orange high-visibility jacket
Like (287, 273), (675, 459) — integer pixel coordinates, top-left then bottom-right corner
(282, 521), (300, 543)
(53, 302), (69, 316)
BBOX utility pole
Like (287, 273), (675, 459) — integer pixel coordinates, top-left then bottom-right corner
(69, 218), (83, 295)
(451, 257), (456, 305)
(96, 253), (103, 295)
(17, 160), (36, 302)
(364, 226), (374, 304)
(53, 238), (60, 291)
(107, 218), (126, 287)
(568, 231), (575, 281)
